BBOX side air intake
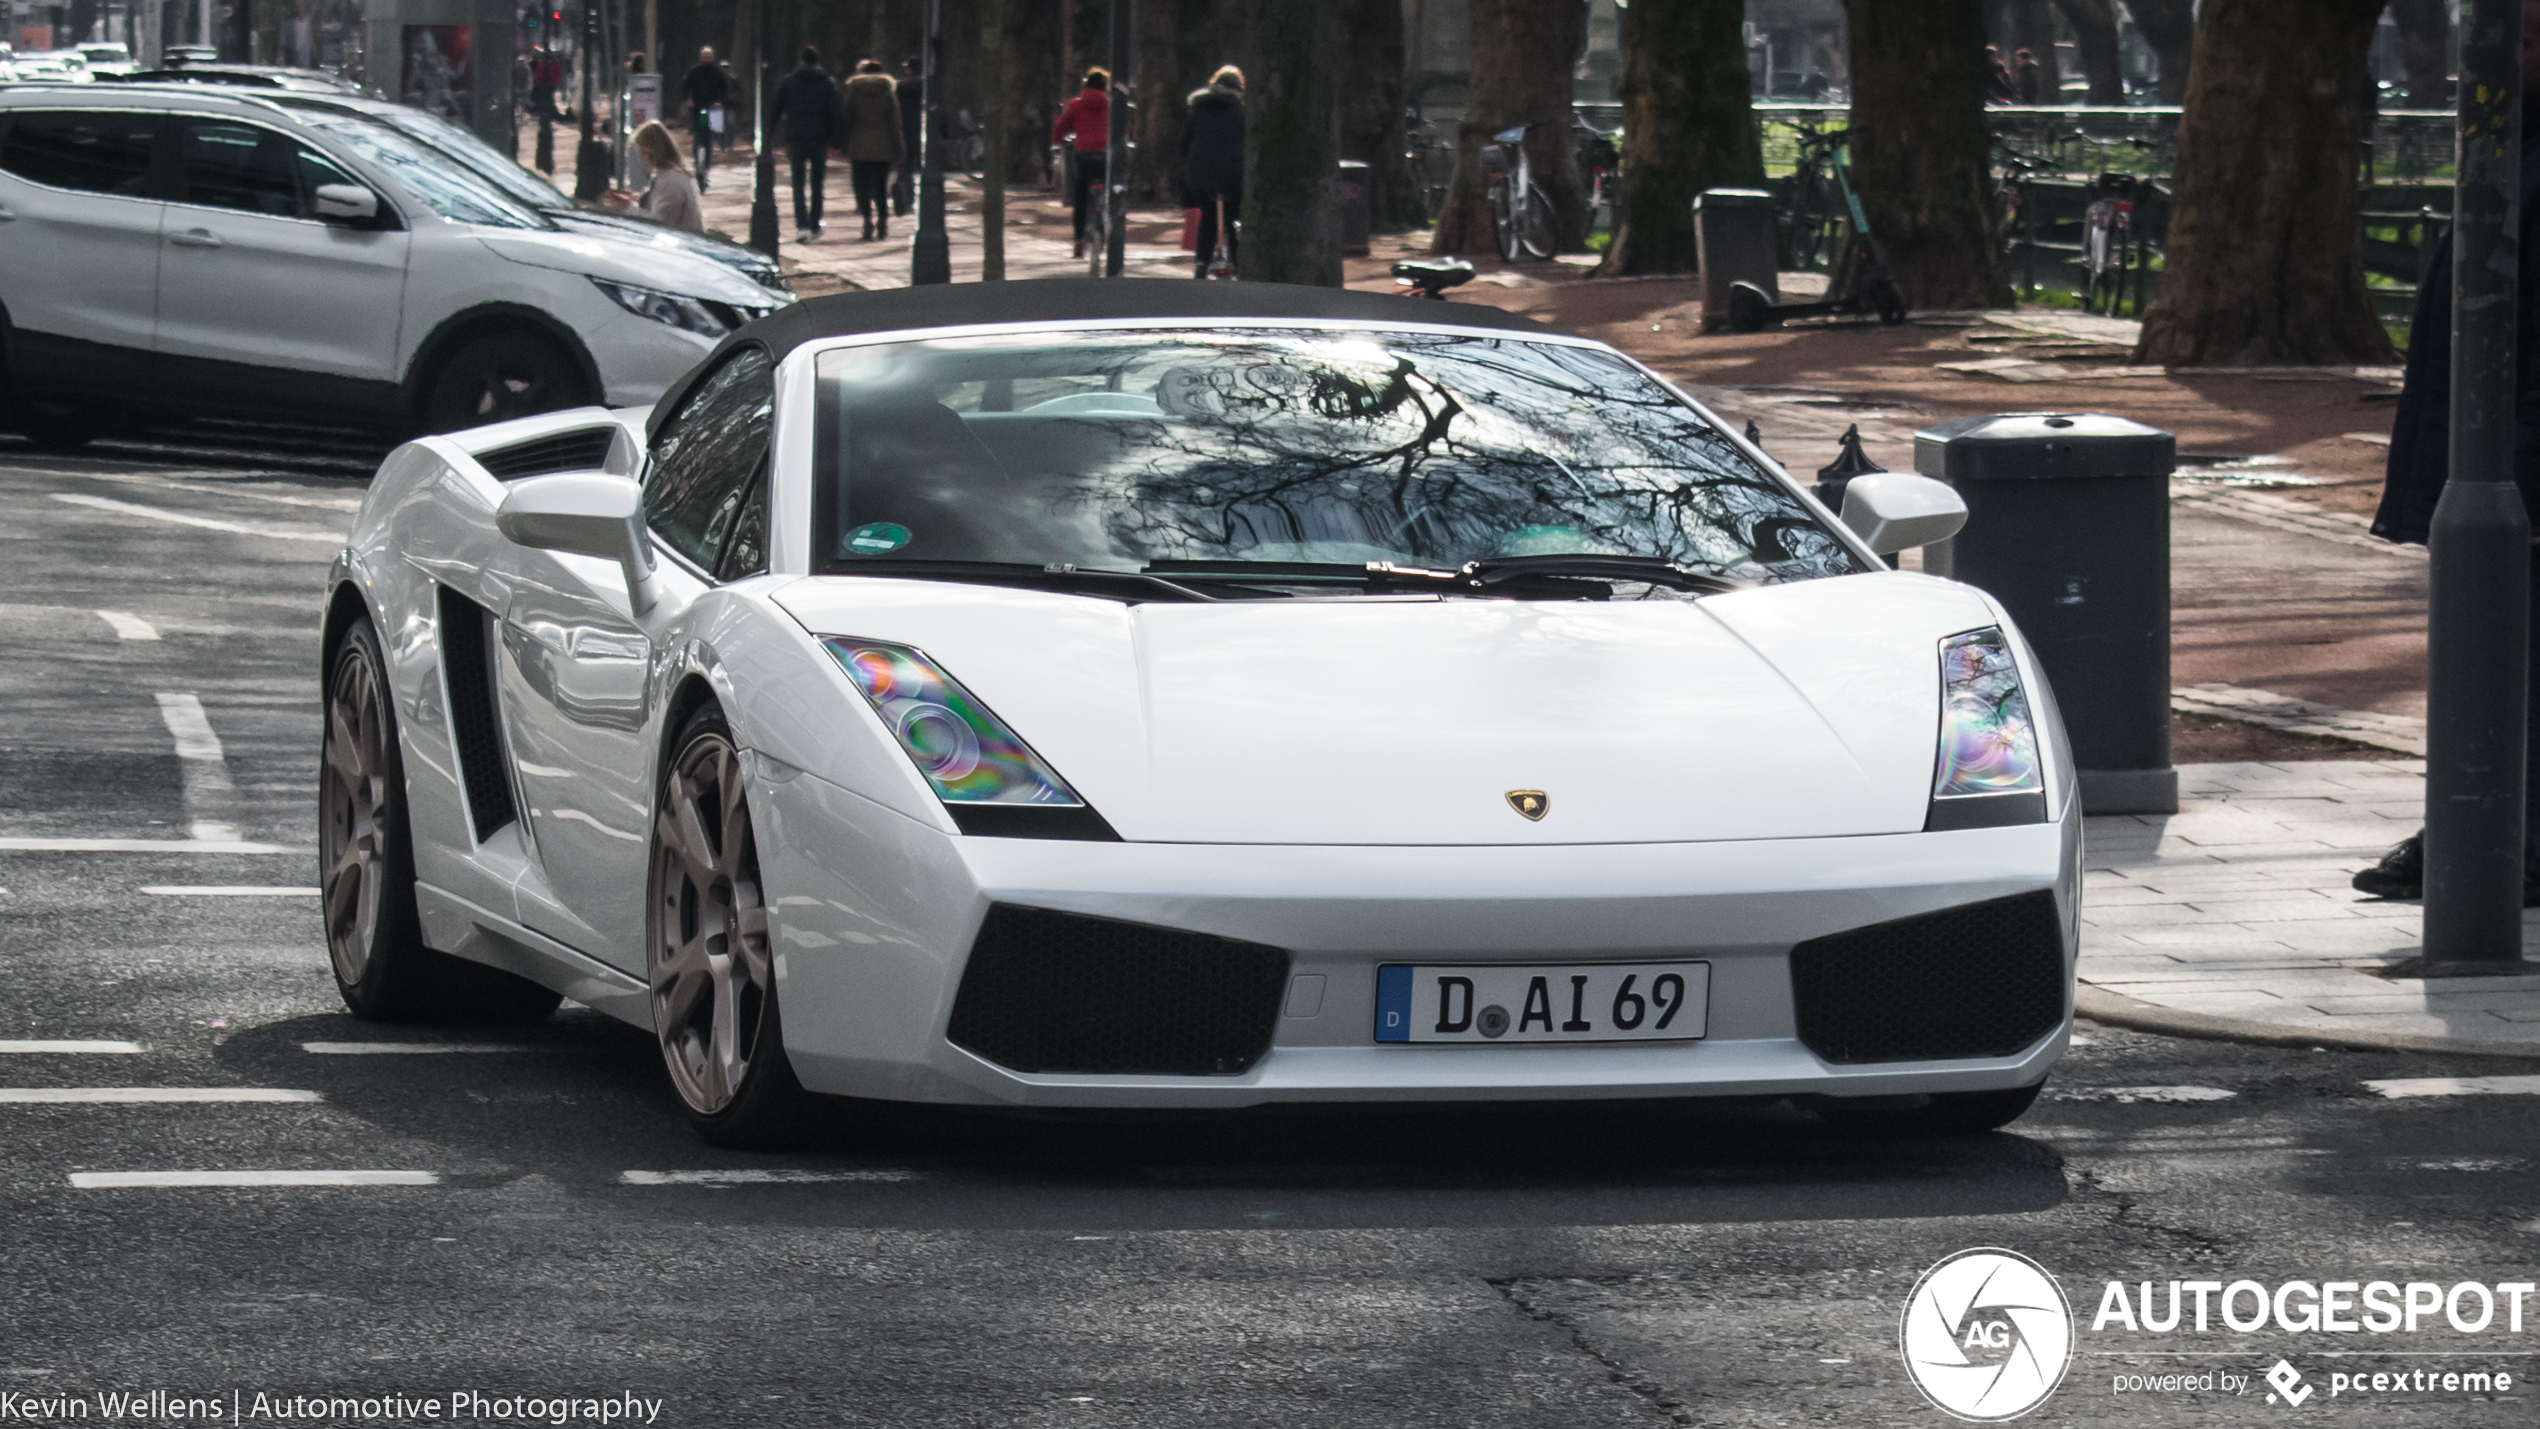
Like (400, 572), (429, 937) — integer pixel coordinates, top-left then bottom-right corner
(435, 586), (516, 841)
(1788, 891), (2066, 1064)
(473, 427), (618, 480)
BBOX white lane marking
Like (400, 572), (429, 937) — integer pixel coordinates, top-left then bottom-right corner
(0, 1041), (147, 1054)
(2365, 1074), (2540, 1099)
(0, 837), (291, 853)
(69, 1170), (435, 1188)
(140, 885), (320, 896)
(49, 492), (341, 542)
(95, 610), (159, 641)
(154, 692), (239, 843)
(83, 471), (365, 513)
(0, 1088), (319, 1103)
(301, 1042), (553, 1055)
(2042, 1085), (2238, 1104)
(619, 1169), (927, 1185)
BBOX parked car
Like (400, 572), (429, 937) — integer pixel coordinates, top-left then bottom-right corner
(120, 64), (358, 93)
(8, 51), (93, 83)
(0, 84), (789, 443)
(264, 91), (789, 298)
(76, 42), (135, 77)
(317, 280), (2078, 1147)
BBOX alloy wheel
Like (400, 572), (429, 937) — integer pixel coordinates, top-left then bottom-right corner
(320, 646), (391, 985)
(648, 731), (774, 1116)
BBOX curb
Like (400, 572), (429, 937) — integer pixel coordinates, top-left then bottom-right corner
(2074, 984), (2540, 1060)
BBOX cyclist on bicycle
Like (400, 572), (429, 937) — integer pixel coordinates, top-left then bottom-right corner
(1181, 66), (1245, 278)
(1051, 67), (1111, 259)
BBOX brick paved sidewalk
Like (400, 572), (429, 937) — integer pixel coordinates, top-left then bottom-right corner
(2081, 761), (2540, 1047)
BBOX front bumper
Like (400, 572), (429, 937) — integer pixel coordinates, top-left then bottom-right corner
(757, 772), (2081, 1109)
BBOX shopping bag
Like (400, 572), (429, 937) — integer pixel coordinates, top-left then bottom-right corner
(1180, 207), (1201, 250)
(708, 104), (725, 134)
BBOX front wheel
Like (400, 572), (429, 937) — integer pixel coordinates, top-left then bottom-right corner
(647, 707), (813, 1148)
(1516, 181), (1556, 260)
(1488, 181), (1517, 262)
(419, 328), (593, 435)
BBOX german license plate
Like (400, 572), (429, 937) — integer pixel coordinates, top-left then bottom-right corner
(1374, 962), (1709, 1044)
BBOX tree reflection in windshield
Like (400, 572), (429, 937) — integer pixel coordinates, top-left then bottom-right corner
(814, 329), (1869, 586)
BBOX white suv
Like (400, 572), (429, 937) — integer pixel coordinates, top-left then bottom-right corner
(0, 84), (789, 443)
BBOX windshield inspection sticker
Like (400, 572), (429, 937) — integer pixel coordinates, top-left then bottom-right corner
(843, 522), (912, 556)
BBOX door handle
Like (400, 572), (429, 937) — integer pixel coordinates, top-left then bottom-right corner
(168, 228), (222, 248)
(0, 204), (15, 221)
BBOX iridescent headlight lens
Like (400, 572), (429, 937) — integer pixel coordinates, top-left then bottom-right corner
(1934, 628), (2043, 799)
(823, 638), (1082, 805)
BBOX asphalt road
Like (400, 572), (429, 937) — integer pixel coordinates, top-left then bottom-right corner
(0, 440), (2534, 1428)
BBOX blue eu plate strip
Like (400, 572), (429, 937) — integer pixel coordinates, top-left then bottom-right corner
(1374, 965), (1413, 1043)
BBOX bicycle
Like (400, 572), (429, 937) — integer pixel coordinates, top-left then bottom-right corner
(1731, 124), (1904, 331)
(1989, 134), (2049, 297)
(1482, 123), (1554, 262)
(1779, 118), (1851, 271)
(1403, 107), (1453, 222)
(2080, 172), (2137, 316)
(1571, 112), (1617, 231)
(1203, 193), (1236, 280)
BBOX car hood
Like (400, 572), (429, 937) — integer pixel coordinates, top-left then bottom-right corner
(771, 573), (2009, 845)
(477, 229), (777, 306)
(548, 210), (789, 290)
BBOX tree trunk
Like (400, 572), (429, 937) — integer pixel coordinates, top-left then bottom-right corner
(2049, 0), (2122, 105)
(1596, 0), (1762, 277)
(980, 0), (1007, 278)
(2134, 0), (2393, 366)
(2389, 0), (2449, 108)
(2125, 0), (2193, 105)
(1840, 0), (2012, 309)
(1338, 0), (1421, 231)
(2006, 0), (2060, 102)
(1429, 0), (1587, 257)
(1238, 0), (1341, 284)
(1128, 0), (1179, 201)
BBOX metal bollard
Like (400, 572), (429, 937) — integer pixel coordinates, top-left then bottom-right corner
(1915, 412), (2179, 815)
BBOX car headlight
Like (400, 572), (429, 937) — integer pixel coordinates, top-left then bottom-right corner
(822, 638), (1084, 806)
(588, 276), (771, 337)
(1928, 627), (2047, 830)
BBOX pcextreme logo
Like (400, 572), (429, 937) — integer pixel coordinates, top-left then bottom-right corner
(1900, 1248), (2077, 1421)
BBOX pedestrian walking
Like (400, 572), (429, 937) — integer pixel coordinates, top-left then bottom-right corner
(1052, 67), (1110, 259)
(607, 121), (705, 233)
(839, 58), (904, 241)
(1180, 65), (1243, 279)
(682, 45), (731, 191)
(2354, 6), (2540, 904)
(1985, 45), (2016, 105)
(2012, 48), (2042, 105)
(894, 54), (924, 217)
(771, 47), (841, 242)
(529, 45), (565, 174)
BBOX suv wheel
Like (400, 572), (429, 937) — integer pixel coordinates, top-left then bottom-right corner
(420, 328), (592, 434)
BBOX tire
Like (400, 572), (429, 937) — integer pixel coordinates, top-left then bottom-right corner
(1488, 182), (1518, 263)
(1819, 1082), (2043, 1136)
(1867, 272), (1907, 325)
(1517, 182), (1556, 260)
(418, 327), (593, 436)
(647, 706), (813, 1148)
(322, 616), (563, 1023)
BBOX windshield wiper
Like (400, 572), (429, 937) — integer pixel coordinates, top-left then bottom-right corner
(1458, 554), (1745, 595)
(1141, 559), (1459, 588)
(826, 559), (1224, 603)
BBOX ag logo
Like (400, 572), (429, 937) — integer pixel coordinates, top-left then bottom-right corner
(1899, 1248), (2074, 1421)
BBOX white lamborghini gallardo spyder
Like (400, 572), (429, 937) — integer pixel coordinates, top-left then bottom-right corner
(319, 281), (2079, 1146)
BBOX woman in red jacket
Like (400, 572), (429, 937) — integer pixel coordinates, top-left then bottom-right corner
(1051, 68), (1110, 258)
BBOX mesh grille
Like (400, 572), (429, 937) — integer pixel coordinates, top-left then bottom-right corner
(435, 586), (515, 841)
(947, 905), (1290, 1076)
(474, 427), (616, 480)
(1789, 891), (2066, 1064)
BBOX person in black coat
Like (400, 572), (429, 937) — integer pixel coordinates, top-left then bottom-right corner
(1180, 66), (1244, 278)
(770, 48), (840, 240)
(2353, 76), (2540, 902)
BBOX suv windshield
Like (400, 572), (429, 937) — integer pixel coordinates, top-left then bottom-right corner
(813, 328), (1868, 590)
(302, 114), (545, 228)
(372, 106), (572, 212)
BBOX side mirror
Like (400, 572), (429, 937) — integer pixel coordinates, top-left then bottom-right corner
(1838, 472), (1968, 555)
(495, 472), (657, 612)
(313, 183), (379, 223)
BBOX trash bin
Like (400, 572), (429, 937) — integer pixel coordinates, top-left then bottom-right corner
(1914, 412), (2179, 815)
(1337, 160), (1371, 256)
(1693, 189), (1777, 331)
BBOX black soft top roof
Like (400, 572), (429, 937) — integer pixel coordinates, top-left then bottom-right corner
(648, 278), (1567, 438)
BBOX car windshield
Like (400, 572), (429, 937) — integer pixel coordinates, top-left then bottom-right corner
(376, 106), (573, 211)
(812, 328), (1868, 589)
(302, 115), (546, 228)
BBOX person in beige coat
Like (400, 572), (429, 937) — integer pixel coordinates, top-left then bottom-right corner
(838, 59), (904, 240)
(607, 121), (705, 234)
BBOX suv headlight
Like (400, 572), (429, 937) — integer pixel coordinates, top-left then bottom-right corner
(1927, 627), (2047, 830)
(822, 638), (1084, 806)
(588, 276), (770, 337)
